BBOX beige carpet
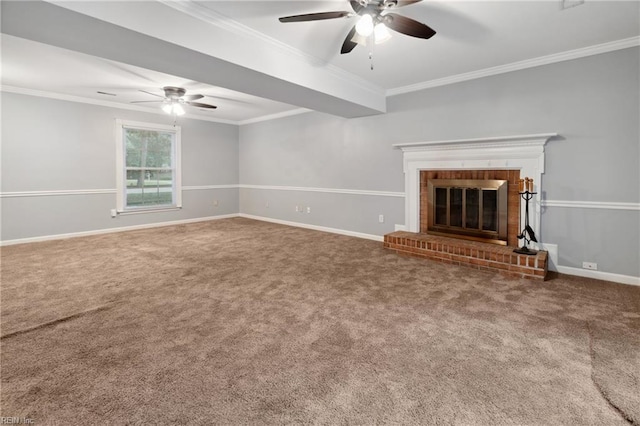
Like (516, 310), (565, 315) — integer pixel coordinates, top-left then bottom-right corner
(1, 218), (638, 425)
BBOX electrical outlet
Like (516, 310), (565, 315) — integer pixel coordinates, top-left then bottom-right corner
(379, 214), (384, 223)
(582, 262), (597, 271)
(110, 209), (117, 218)
(213, 199), (219, 207)
(295, 205), (300, 212)
(306, 206), (311, 214)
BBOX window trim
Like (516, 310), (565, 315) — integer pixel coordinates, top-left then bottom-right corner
(115, 119), (182, 214)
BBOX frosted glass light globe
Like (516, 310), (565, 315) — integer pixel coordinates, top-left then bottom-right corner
(173, 103), (185, 116)
(374, 23), (391, 44)
(355, 14), (374, 37)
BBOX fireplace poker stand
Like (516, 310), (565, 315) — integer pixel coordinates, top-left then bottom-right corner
(514, 190), (539, 255)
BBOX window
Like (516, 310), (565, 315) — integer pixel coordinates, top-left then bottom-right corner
(116, 120), (181, 213)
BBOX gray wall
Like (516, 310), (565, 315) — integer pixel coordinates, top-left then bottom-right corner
(2, 48), (638, 278)
(1, 92), (239, 241)
(239, 111), (406, 237)
(240, 47), (640, 278)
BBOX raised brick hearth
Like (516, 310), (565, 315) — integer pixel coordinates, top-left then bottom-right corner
(384, 232), (548, 280)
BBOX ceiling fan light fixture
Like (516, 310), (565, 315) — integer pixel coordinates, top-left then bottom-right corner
(134, 87), (216, 113)
(172, 103), (185, 116)
(278, 1), (436, 55)
(162, 102), (173, 114)
(355, 14), (374, 37)
(374, 23), (391, 44)
(161, 100), (185, 116)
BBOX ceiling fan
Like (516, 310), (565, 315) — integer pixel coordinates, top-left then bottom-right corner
(278, 0), (436, 55)
(131, 86), (217, 115)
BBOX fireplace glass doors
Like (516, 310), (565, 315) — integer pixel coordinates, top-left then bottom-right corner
(427, 179), (508, 245)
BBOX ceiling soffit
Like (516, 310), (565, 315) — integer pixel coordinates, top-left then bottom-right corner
(2, 0), (386, 118)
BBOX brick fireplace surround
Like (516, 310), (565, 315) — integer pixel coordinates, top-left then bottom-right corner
(385, 134), (557, 281)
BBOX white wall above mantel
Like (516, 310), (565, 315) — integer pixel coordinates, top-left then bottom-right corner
(394, 133), (558, 246)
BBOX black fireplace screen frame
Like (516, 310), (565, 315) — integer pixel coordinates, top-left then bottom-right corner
(427, 179), (508, 245)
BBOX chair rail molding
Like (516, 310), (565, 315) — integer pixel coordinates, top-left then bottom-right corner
(393, 133), (558, 243)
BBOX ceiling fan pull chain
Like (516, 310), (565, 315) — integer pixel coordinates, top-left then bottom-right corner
(369, 34), (375, 70)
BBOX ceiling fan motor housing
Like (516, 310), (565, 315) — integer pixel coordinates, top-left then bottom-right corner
(163, 86), (186, 100)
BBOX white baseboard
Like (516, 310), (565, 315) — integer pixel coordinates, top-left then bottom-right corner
(536, 242), (638, 286)
(394, 224), (407, 232)
(0, 214), (240, 246)
(238, 213), (384, 242)
(555, 266), (640, 287)
(4, 214), (637, 287)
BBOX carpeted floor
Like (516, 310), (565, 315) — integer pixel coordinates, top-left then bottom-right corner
(1, 218), (639, 425)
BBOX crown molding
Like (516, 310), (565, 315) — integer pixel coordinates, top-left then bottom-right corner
(158, 0), (384, 98)
(1, 85), (239, 125)
(1, 85), (308, 126)
(159, 2), (638, 103)
(387, 36), (640, 96)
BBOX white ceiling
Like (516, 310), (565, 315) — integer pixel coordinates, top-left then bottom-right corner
(200, 0), (640, 88)
(1, 0), (638, 123)
(1, 34), (299, 123)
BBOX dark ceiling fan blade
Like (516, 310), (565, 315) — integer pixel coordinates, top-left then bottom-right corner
(350, 1), (364, 13)
(383, 13), (436, 39)
(183, 94), (204, 101)
(186, 101), (217, 109)
(138, 89), (165, 98)
(340, 26), (358, 54)
(394, 0), (423, 7)
(279, 11), (350, 23)
(130, 100), (163, 104)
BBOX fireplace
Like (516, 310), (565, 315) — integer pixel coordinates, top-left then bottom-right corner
(385, 134), (556, 280)
(427, 178), (508, 245)
(394, 133), (557, 248)
(420, 170), (520, 246)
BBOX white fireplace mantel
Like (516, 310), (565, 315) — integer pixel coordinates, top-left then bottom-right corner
(394, 133), (558, 246)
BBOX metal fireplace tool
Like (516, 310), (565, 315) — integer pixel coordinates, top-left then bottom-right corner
(514, 177), (538, 255)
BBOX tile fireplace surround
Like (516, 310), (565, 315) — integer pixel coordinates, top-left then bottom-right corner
(385, 133), (557, 280)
